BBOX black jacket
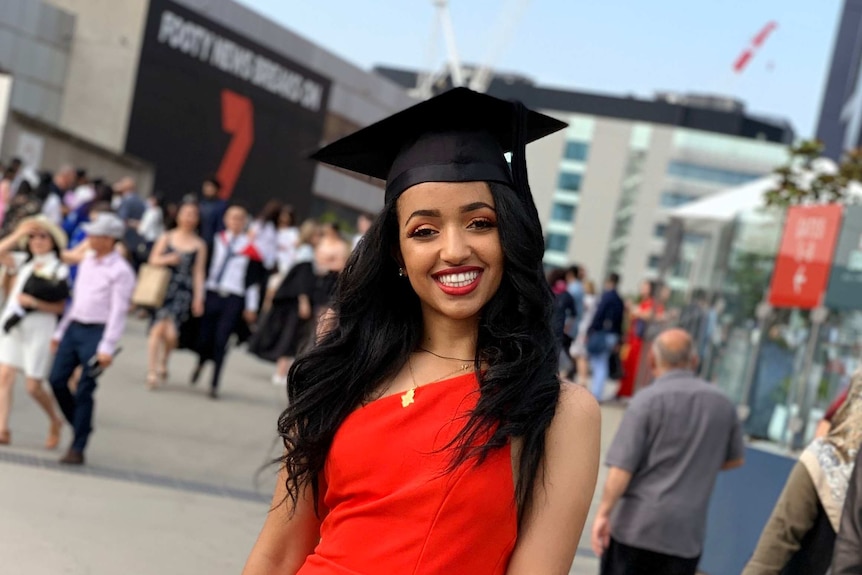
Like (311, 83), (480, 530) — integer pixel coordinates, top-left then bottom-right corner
(588, 288), (624, 336)
(832, 447), (862, 574)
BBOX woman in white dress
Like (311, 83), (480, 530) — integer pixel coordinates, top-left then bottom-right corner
(0, 216), (69, 448)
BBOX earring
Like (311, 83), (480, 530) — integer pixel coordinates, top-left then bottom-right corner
(398, 267), (406, 277)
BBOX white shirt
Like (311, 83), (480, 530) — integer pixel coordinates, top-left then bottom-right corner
(41, 194), (63, 226)
(275, 227), (300, 275)
(205, 231), (262, 311)
(250, 221), (278, 270)
(138, 206), (164, 242)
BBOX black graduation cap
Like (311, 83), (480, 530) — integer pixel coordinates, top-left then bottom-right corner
(311, 87), (567, 205)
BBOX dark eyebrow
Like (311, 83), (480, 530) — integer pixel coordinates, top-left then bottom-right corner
(461, 202), (496, 213)
(406, 209), (441, 226)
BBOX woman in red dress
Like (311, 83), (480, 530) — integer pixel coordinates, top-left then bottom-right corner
(618, 280), (665, 398)
(242, 89), (601, 575)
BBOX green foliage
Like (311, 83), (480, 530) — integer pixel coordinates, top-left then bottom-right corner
(763, 140), (862, 208)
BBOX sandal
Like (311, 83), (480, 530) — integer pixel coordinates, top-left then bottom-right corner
(157, 367), (168, 384)
(147, 371), (159, 390)
(0, 429), (10, 445)
(45, 419), (61, 450)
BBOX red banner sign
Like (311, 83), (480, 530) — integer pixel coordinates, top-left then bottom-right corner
(768, 205), (843, 309)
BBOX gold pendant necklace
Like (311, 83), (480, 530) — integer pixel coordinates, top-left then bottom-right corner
(401, 355), (471, 408)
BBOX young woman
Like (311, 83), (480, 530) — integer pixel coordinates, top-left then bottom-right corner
(262, 205), (299, 313)
(243, 88), (600, 574)
(618, 279), (664, 398)
(251, 219), (320, 385)
(146, 202), (207, 388)
(0, 216), (69, 448)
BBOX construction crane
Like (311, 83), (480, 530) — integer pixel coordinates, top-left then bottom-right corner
(411, 0), (530, 99)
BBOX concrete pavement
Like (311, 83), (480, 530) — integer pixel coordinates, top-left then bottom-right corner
(1, 318), (622, 574)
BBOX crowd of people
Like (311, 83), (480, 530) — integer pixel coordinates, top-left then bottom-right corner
(0, 159), (365, 465)
(549, 264), (726, 405)
(3, 87), (862, 575)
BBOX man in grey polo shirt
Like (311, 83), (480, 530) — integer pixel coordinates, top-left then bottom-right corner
(591, 328), (745, 575)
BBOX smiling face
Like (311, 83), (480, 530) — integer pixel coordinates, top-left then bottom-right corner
(396, 181), (504, 323)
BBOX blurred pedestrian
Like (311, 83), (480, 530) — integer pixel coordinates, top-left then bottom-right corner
(587, 273), (624, 401)
(113, 177), (146, 230)
(592, 329), (744, 575)
(262, 205), (299, 312)
(566, 264), (585, 322)
(250, 200), (281, 273)
(0, 165), (16, 227)
(678, 289), (708, 359)
(197, 175), (226, 250)
(832, 446), (862, 574)
(570, 279), (597, 387)
(743, 369), (862, 575)
(249, 219), (319, 385)
(351, 211), (373, 250)
(138, 193), (166, 250)
(191, 206), (264, 399)
(49, 213), (135, 465)
(0, 169), (41, 238)
(618, 280), (664, 399)
(548, 268), (576, 378)
(43, 165), (75, 226)
(0, 217), (69, 449)
(146, 202), (206, 389)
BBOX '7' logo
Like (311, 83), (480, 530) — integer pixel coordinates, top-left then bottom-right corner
(216, 89), (254, 200)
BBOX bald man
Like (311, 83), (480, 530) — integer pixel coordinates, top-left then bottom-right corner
(591, 328), (744, 575)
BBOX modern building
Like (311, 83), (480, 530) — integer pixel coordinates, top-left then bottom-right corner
(377, 67), (794, 294)
(0, 0), (413, 218)
(816, 0), (862, 161)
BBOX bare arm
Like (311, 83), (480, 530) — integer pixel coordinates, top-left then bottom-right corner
(507, 384), (601, 575)
(147, 234), (181, 267)
(590, 467), (633, 557)
(0, 221), (34, 259)
(62, 239), (91, 265)
(192, 241), (207, 316)
(242, 467), (321, 575)
(21, 297), (66, 315)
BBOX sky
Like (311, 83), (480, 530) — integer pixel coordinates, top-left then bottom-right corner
(235, 0), (844, 138)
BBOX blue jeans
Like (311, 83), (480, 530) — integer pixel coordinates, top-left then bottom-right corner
(589, 333), (619, 401)
(49, 322), (105, 452)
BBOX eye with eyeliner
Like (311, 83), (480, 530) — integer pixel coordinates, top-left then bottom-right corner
(468, 218), (497, 230)
(406, 226), (437, 239)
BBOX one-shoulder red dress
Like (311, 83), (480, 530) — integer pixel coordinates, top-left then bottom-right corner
(297, 371), (518, 574)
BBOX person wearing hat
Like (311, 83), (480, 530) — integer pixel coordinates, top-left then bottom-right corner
(0, 216), (69, 449)
(243, 88), (600, 574)
(48, 212), (135, 465)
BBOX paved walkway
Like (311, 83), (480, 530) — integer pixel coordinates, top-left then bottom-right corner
(1, 319), (622, 574)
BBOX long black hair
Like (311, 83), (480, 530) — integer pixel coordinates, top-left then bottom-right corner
(277, 181), (559, 523)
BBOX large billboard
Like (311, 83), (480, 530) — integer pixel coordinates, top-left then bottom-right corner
(126, 0), (331, 215)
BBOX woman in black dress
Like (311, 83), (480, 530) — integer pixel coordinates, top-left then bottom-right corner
(146, 202), (207, 389)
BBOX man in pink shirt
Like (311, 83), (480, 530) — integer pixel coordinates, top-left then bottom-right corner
(49, 213), (135, 465)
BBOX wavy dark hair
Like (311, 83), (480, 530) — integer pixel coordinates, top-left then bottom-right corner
(277, 181), (559, 523)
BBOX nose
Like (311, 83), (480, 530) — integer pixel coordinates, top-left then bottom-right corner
(439, 225), (471, 264)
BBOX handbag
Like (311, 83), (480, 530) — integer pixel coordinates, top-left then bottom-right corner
(132, 264), (171, 308)
(21, 261), (69, 302)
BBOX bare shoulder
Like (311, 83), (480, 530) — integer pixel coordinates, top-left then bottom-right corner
(552, 382), (600, 433)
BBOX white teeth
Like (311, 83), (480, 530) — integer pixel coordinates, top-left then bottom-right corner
(437, 271), (480, 287)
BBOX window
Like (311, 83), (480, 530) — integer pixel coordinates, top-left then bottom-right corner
(660, 192), (697, 208)
(667, 161), (761, 186)
(654, 223), (667, 238)
(648, 255), (662, 269)
(546, 233), (569, 252)
(551, 203), (576, 223)
(558, 171), (583, 192)
(564, 141), (590, 162)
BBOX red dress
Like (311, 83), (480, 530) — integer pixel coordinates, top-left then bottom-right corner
(618, 298), (662, 398)
(297, 372), (518, 574)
